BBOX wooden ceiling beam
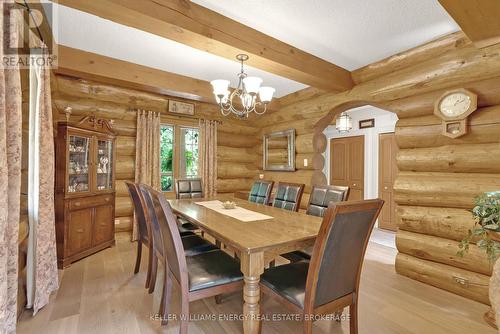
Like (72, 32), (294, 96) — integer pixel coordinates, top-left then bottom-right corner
(55, 45), (217, 103)
(438, 0), (500, 48)
(56, 0), (353, 92)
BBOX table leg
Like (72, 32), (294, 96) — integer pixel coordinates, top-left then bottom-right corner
(240, 251), (265, 334)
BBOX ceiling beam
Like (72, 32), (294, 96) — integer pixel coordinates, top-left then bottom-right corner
(55, 45), (281, 110)
(55, 0), (353, 92)
(55, 45), (217, 102)
(438, 0), (500, 48)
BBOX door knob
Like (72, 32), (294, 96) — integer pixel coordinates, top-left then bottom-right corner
(353, 183), (357, 187)
(384, 186), (388, 190)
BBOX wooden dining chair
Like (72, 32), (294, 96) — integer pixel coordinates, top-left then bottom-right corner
(175, 178), (203, 233)
(260, 199), (384, 334)
(125, 181), (154, 289)
(248, 180), (274, 205)
(272, 182), (305, 212)
(146, 187), (244, 333)
(282, 184), (350, 262)
(138, 184), (219, 294)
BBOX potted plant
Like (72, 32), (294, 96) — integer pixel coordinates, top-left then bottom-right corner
(458, 191), (500, 329)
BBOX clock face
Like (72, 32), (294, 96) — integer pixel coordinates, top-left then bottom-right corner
(439, 93), (471, 117)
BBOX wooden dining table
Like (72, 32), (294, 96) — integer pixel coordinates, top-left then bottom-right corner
(168, 196), (322, 334)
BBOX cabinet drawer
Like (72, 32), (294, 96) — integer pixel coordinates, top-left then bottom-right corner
(69, 194), (113, 211)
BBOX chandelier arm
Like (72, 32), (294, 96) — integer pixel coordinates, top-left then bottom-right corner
(253, 102), (267, 115)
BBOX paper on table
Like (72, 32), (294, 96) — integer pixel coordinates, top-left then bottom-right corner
(195, 200), (273, 222)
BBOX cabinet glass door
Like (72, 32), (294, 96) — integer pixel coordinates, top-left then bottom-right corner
(68, 135), (91, 193)
(96, 139), (114, 191)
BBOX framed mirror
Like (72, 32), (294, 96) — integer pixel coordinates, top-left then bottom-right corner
(263, 129), (295, 171)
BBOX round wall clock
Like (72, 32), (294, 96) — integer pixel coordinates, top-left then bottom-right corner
(434, 88), (478, 138)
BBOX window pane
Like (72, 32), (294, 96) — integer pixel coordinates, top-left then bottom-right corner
(161, 174), (173, 192)
(160, 125), (174, 175)
(181, 128), (199, 178)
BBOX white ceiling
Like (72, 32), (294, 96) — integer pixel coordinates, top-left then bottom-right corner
(193, 0), (460, 70)
(49, 4), (307, 98)
(49, 0), (460, 97)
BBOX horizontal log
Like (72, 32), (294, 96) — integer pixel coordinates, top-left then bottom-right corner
(267, 137), (288, 149)
(217, 163), (258, 179)
(115, 196), (133, 217)
(259, 118), (317, 136)
(394, 172), (500, 208)
(54, 95), (138, 121)
(295, 153), (318, 170)
(218, 122), (259, 136)
(116, 136), (136, 157)
(296, 134), (315, 154)
(115, 156), (135, 180)
(397, 143), (500, 173)
(263, 170), (314, 192)
(115, 179), (134, 198)
(395, 253), (490, 305)
(115, 216), (133, 232)
(217, 147), (256, 163)
(217, 178), (253, 193)
(217, 131), (258, 148)
(352, 32), (471, 84)
(311, 170), (327, 186)
(396, 230), (492, 275)
(397, 206), (476, 242)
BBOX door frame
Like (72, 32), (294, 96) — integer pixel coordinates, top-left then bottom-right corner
(378, 132), (398, 231)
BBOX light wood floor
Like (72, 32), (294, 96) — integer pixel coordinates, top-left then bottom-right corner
(18, 232), (495, 334)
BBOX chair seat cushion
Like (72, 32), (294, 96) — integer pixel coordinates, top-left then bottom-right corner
(187, 250), (243, 292)
(281, 245), (313, 262)
(182, 235), (219, 257)
(261, 260), (309, 308)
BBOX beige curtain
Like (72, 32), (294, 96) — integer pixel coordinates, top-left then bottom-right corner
(491, 259), (500, 333)
(26, 48), (59, 315)
(0, 1), (22, 332)
(133, 110), (160, 240)
(199, 120), (218, 197)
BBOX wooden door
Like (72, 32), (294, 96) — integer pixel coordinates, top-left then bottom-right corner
(330, 136), (364, 200)
(378, 133), (398, 231)
(67, 208), (93, 256)
(93, 204), (114, 245)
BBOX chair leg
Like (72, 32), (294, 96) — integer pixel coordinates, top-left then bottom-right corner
(148, 254), (158, 294)
(214, 294), (223, 304)
(349, 303), (358, 334)
(160, 270), (173, 326)
(145, 245), (153, 289)
(134, 240), (142, 274)
(180, 295), (190, 334)
(269, 260), (276, 268)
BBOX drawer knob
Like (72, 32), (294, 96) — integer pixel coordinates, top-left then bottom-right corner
(353, 183), (357, 187)
(74, 202), (81, 207)
(384, 186), (388, 190)
(105, 197), (110, 202)
(76, 228), (84, 233)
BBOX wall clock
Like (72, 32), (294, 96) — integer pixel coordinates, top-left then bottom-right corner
(434, 88), (477, 138)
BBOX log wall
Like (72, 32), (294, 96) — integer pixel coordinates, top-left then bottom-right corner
(53, 74), (259, 232)
(250, 32), (500, 304)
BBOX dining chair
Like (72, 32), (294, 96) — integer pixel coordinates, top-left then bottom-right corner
(147, 187), (244, 332)
(125, 181), (154, 289)
(282, 184), (350, 262)
(248, 180), (274, 205)
(260, 199), (384, 334)
(272, 182), (305, 212)
(175, 178), (204, 233)
(138, 184), (219, 294)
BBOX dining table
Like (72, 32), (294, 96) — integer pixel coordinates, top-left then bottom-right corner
(168, 196), (322, 334)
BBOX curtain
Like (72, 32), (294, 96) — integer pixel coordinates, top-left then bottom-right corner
(133, 110), (160, 240)
(491, 259), (500, 333)
(26, 49), (58, 315)
(0, 1), (22, 332)
(199, 119), (218, 197)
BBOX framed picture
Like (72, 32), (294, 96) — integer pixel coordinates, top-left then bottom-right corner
(359, 118), (375, 129)
(168, 100), (195, 116)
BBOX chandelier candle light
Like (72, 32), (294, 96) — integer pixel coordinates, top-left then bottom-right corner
(211, 54), (275, 118)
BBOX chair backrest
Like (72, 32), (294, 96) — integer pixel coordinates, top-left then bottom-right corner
(125, 181), (150, 243)
(175, 178), (203, 199)
(304, 199), (384, 310)
(272, 182), (305, 212)
(306, 185), (349, 217)
(138, 184), (164, 258)
(248, 180), (274, 205)
(146, 186), (188, 288)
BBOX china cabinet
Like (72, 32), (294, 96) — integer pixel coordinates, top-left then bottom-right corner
(55, 116), (116, 268)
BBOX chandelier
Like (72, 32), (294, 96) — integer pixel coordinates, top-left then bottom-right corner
(336, 112), (352, 133)
(210, 54), (275, 118)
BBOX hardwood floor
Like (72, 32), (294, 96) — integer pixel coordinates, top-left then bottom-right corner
(18, 232), (495, 334)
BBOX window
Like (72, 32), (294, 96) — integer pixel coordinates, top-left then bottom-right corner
(160, 124), (200, 192)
